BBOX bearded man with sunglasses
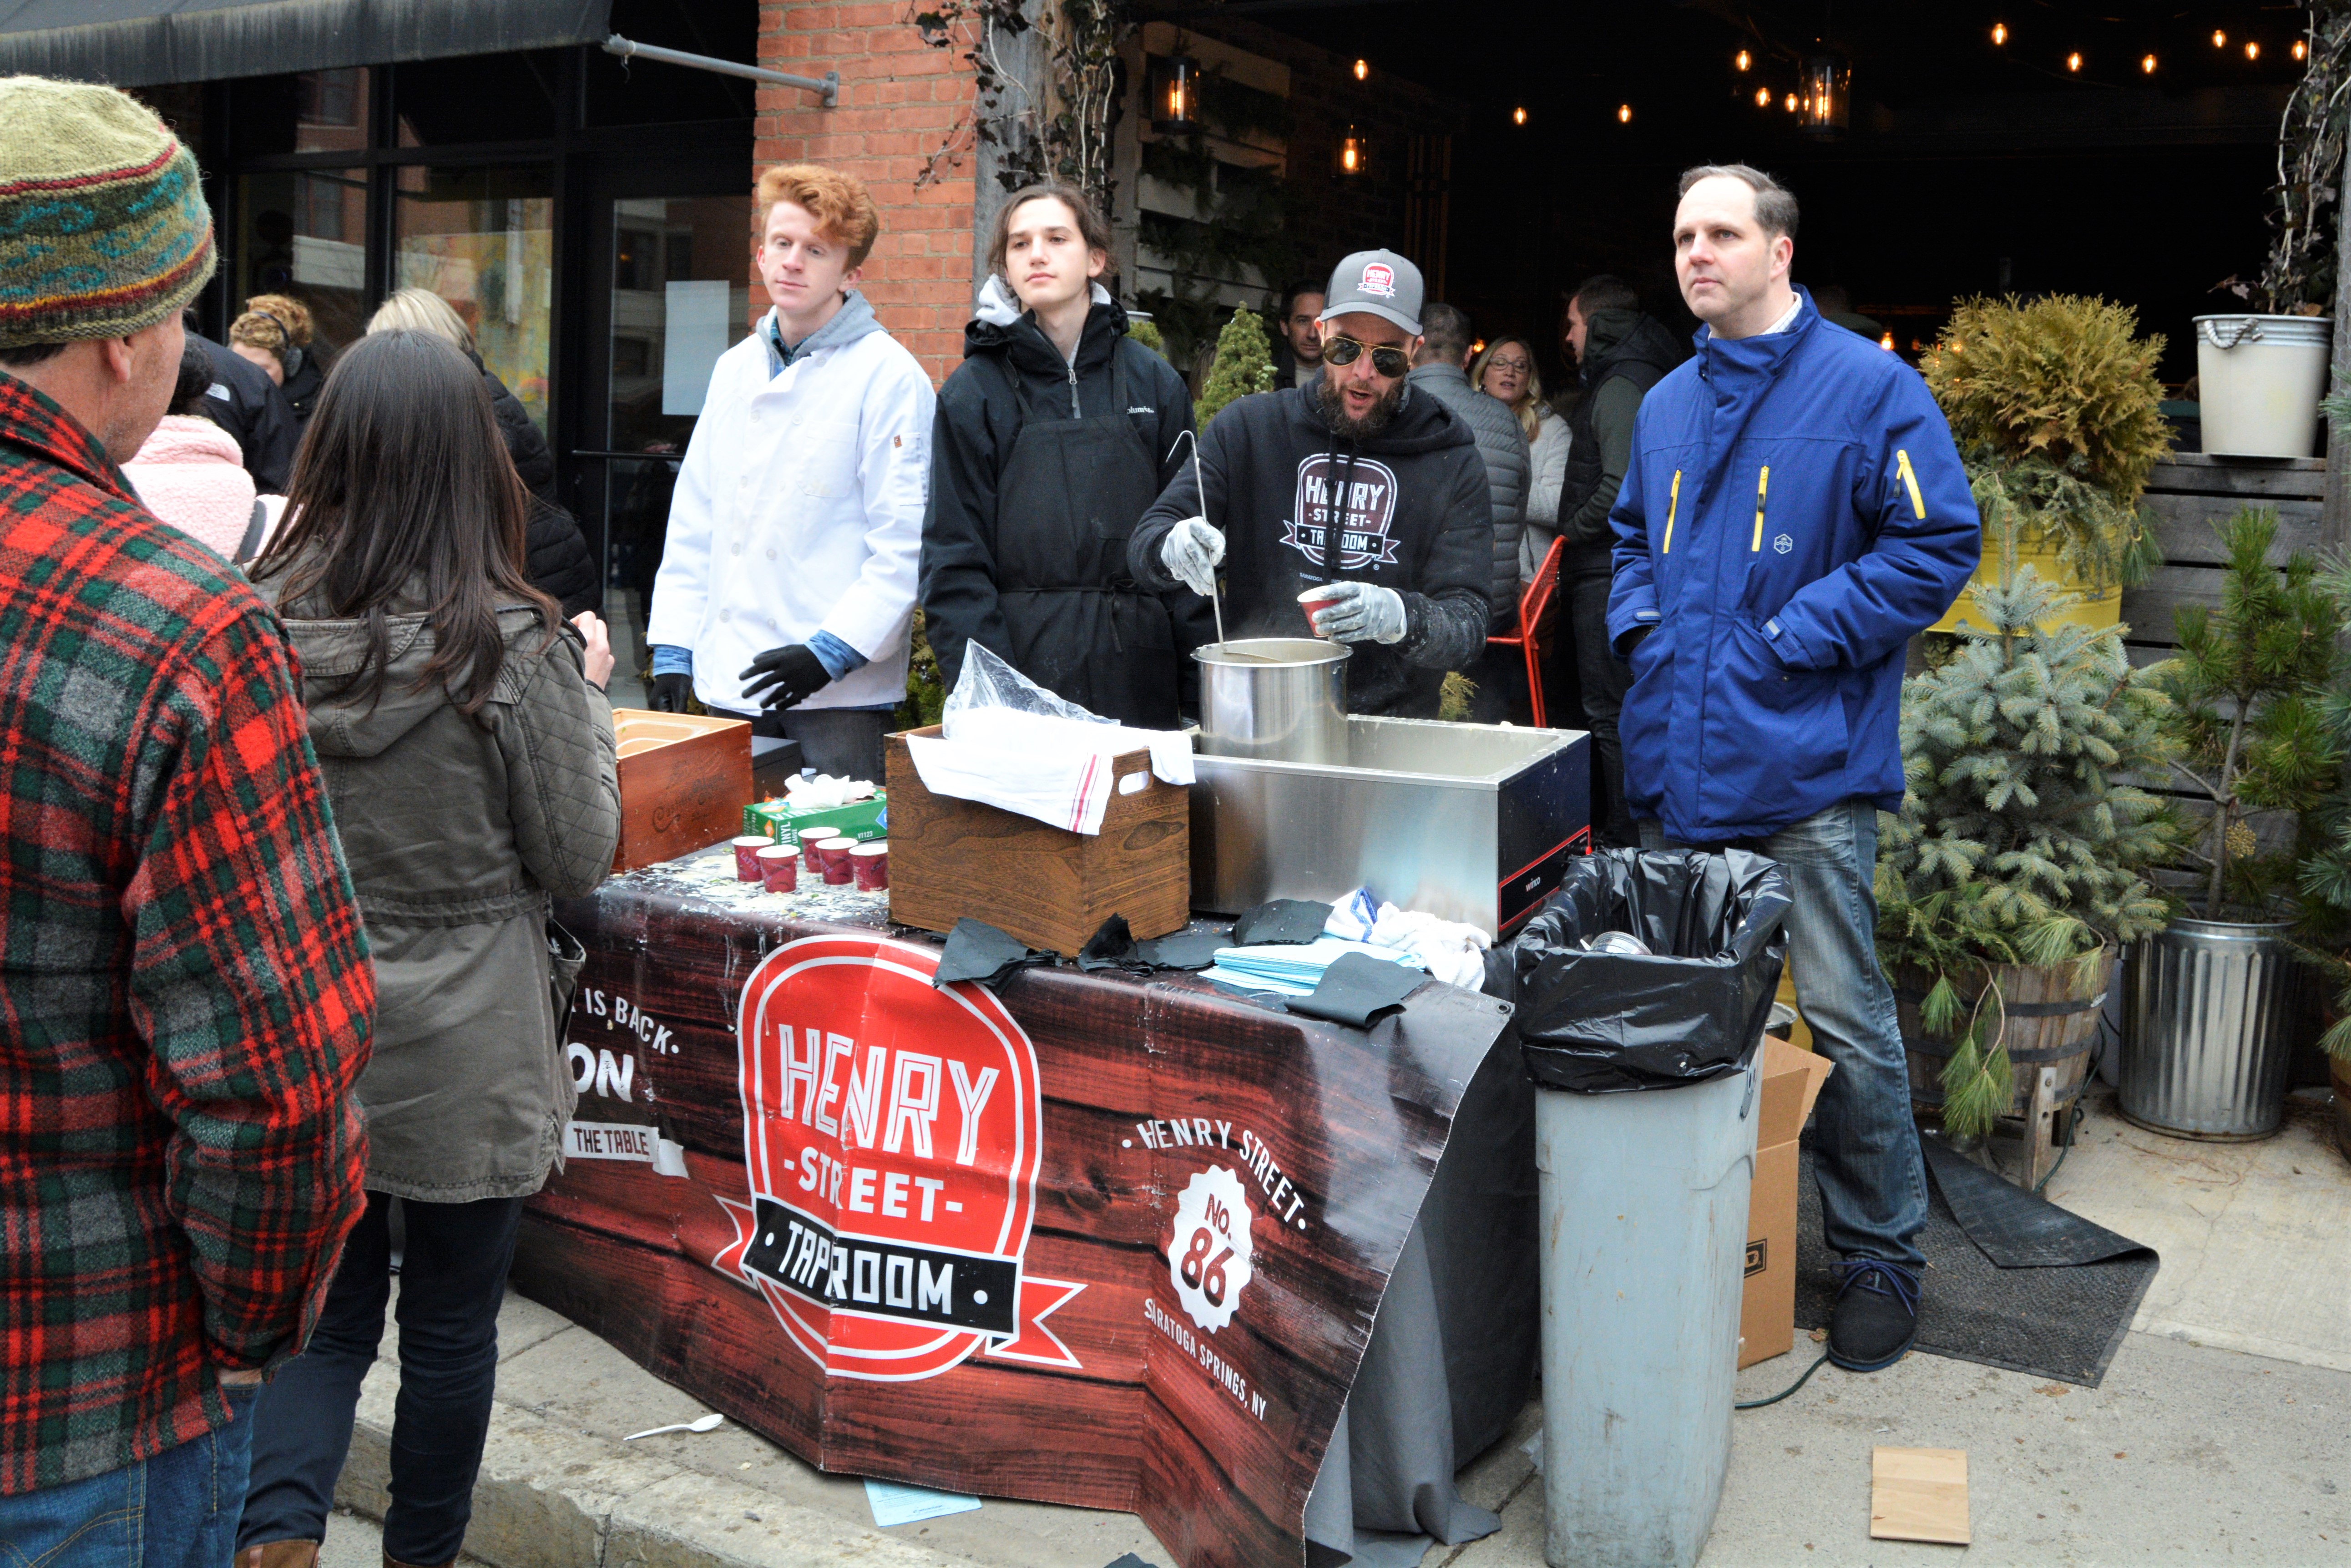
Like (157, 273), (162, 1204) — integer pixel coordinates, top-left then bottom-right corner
(1130, 249), (1491, 717)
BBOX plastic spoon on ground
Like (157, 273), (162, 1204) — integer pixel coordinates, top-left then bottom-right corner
(624, 1413), (726, 1441)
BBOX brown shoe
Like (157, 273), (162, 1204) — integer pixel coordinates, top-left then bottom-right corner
(235, 1543), (318, 1568)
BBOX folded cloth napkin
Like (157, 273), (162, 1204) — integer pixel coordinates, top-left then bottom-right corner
(908, 708), (1194, 837)
(943, 706), (1194, 786)
(1199, 936), (1424, 996)
(934, 918), (1054, 988)
(1288, 951), (1426, 1029)
(1232, 898), (1335, 947)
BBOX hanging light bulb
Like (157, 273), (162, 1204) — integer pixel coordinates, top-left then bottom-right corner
(1991, 21), (2007, 46)
(1617, 103), (1633, 123)
(1735, 48), (1752, 71)
(2212, 29), (2227, 48)
(1800, 54), (1850, 134)
(1512, 106), (1527, 125)
(2142, 53), (2157, 74)
(2295, 39), (2309, 61)
(1754, 85), (1772, 107)
(1784, 91), (1799, 112)
(1353, 58), (1369, 81)
(2245, 40), (2261, 61)
(1335, 127), (1366, 176)
(1879, 331), (1896, 352)
(2066, 51), (2081, 72)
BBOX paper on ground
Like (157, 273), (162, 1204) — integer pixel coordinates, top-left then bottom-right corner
(864, 1477), (982, 1527)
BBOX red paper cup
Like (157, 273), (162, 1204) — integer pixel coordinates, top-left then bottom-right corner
(851, 841), (890, 891)
(802, 834), (825, 872)
(732, 835), (776, 881)
(816, 836), (858, 885)
(756, 844), (799, 893)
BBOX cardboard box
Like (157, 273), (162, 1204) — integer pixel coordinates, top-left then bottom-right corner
(1740, 1036), (1835, 1368)
(611, 710), (753, 872)
(743, 793), (888, 846)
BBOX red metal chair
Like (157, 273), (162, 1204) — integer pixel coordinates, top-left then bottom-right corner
(1487, 535), (1566, 728)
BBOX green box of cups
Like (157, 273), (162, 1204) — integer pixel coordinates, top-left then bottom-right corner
(743, 792), (887, 848)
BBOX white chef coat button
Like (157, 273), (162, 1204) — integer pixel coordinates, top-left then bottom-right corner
(765, 547), (777, 560)
(732, 542), (743, 554)
(719, 609), (732, 622)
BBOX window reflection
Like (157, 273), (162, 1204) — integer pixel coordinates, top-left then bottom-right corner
(394, 166), (556, 433)
(239, 169), (370, 361)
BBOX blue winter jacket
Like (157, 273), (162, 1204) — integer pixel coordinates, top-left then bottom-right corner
(1604, 290), (1979, 843)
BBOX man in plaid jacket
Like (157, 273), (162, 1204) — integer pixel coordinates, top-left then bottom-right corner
(0, 79), (374, 1564)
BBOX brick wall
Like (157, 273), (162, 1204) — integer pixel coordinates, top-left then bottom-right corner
(758, 1), (980, 383)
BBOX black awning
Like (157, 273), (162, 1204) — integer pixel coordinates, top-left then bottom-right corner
(0, 0), (616, 88)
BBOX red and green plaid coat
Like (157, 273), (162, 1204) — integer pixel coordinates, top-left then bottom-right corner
(0, 371), (372, 1492)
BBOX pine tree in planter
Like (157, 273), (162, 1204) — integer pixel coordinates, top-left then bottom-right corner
(1878, 567), (2175, 1138)
(2157, 507), (2343, 920)
(1194, 307), (1276, 428)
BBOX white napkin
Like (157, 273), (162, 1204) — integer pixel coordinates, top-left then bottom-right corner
(910, 708), (1193, 835)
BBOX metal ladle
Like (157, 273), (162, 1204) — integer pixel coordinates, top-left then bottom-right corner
(1168, 430), (1278, 663)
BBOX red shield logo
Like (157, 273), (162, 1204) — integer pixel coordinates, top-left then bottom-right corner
(1360, 262), (1396, 297)
(712, 934), (1082, 1381)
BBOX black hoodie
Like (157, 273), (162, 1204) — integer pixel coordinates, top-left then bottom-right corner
(921, 282), (1206, 723)
(1129, 374), (1493, 718)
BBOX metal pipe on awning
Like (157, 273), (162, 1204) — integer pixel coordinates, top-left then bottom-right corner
(602, 33), (838, 106)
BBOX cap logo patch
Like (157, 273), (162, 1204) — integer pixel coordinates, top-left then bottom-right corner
(1359, 263), (1396, 298)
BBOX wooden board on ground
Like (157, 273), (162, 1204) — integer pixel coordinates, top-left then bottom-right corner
(1870, 1446), (1971, 1545)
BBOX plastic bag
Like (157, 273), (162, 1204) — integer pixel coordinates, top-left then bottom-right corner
(1507, 849), (1790, 1093)
(939, 643), (1192, 785)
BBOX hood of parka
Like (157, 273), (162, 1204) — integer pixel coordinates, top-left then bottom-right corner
(266, 581), (551, 759)
(962, 277), (1131, 380)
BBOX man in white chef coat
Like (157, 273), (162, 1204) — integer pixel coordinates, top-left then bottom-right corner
(645, 162), (934, 781)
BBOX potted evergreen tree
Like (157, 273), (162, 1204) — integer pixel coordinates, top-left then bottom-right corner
(2294, 785), (2351, 1161)
(1919, 294), (2165, 638)
(2125, 507), (2346, 1140)
(1878, 567), (2174, 1157)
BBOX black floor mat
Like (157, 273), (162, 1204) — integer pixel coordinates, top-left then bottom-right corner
(1792, 1140), (2159, 1387)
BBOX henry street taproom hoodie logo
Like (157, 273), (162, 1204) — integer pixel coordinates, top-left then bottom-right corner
(1283, 453), (1402, 572)
(713, 934), (1084, 1381)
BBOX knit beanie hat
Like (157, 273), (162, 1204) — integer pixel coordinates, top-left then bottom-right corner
(0, 76), (216, 351)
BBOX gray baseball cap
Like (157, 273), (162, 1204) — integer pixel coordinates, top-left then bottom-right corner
(1319, 248), (1423, 336)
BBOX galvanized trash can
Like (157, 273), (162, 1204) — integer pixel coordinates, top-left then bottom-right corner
(2121, 918), (2305, 1140)
(1508, 850), (1791, 1568)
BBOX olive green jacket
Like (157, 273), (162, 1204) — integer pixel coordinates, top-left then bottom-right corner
(262, 583), (620, 1201)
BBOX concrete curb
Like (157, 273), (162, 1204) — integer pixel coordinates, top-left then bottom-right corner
(334, 1364), (971, 1568)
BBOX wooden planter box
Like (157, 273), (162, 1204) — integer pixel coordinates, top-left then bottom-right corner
(611, 709), (753, 872)
(884, 726), (1188, 955)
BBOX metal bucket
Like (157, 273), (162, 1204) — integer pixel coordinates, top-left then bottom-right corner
(2120, 919), (2305, 1140)
(1193, 638), (1350, 764)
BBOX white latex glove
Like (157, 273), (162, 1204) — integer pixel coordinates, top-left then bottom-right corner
(1161, 516), (1225, 597)
(1302, 581), (1408, 644)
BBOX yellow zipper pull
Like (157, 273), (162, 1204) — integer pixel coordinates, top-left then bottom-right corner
(1662, 469), (1682, 554)
(1895, 449), (1926, 520)
(1750, 465), (1770, 552)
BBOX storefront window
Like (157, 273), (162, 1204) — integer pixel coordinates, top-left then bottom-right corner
(238, 169), (371, 357)
(394, 166), (556, 433)
(226, 69), (372, 158)
(608, 196), (753, 454)
(394, 54), (559, 147)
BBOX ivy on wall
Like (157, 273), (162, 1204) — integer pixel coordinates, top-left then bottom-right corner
(909, 0), (1127, 214)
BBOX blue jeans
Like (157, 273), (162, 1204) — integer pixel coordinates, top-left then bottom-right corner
(1640, 799), (1928, 1269)
(0, 1384), (257, 1567)
(239, 1192), (525, 1565)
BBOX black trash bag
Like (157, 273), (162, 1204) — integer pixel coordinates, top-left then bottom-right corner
(1509, 848), (1791, 1093)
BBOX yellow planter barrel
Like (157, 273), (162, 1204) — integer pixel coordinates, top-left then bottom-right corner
(1928, 534), (2121, 636)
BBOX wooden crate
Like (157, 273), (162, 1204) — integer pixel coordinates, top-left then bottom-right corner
(611, 709), (753, 872)
(884, 726), (1188, 955)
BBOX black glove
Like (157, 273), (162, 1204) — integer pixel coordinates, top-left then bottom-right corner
(648, 672), (694, 713)
(1613, 625), (1653, 661)
(739, 643), (830, 710)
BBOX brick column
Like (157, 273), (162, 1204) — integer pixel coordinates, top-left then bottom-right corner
(759, 1), (981, 384)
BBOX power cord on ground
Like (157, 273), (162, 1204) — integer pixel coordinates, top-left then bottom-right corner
(1735, 1350), (1832, 1410)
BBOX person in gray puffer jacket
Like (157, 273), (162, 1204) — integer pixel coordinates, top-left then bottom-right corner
(1407, 302), (1527, 625)
(238, 330), (620, 1568)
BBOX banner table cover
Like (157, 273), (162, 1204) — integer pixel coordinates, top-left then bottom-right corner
(516, 858), (1516, 1568)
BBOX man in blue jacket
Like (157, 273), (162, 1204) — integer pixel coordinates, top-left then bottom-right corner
(1607, 165), (1979, 1371)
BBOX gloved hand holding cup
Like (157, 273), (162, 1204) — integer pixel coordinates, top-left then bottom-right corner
(1299, 581), (1408, 644)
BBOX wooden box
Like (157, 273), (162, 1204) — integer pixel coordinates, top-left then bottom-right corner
(885, 726), (1189, 955)
(611, 709), (753, 872)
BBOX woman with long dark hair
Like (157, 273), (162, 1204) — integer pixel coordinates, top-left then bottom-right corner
(233, 330), (621, 1568)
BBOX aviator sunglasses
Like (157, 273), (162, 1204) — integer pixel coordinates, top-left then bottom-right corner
(1322, 335), (1411, 377)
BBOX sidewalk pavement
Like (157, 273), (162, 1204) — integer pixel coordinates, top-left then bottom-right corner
(334, 1084), (2351, 1568)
